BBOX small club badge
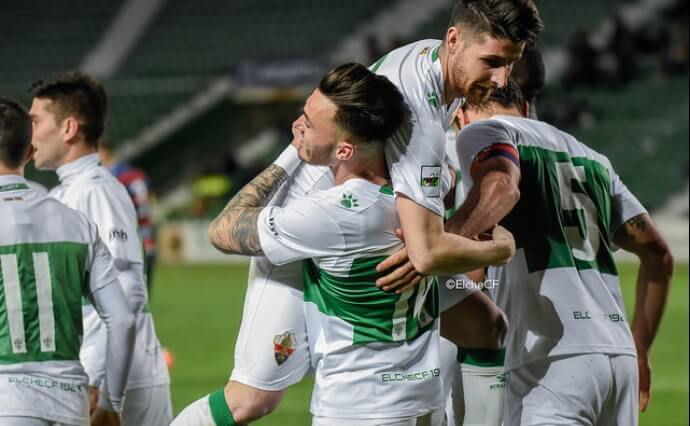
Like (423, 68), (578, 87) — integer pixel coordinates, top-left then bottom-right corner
(341, 192), (359, 209)
(273, 331), (297, 366)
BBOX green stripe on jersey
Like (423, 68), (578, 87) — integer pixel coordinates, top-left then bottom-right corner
(370, 54), (388, 73)
(0, 183), (29, 193)
(303, 257), (438, 345)
(503, 145), (617, 274)
(0, 242), (88, 364)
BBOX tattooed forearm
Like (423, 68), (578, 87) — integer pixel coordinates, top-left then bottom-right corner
(221, 164), (288, 213)
(209, 164), (289, 255)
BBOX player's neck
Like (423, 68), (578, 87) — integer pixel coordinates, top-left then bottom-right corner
(331, 150), (388, 186)
(58, 143), (99, 168)
(0, 165), (24, 177)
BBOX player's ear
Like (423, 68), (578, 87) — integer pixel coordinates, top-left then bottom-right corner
(446, 26), (461, 54)
(521, 101), (531, 118)
(457, 109), (471, 129)
(335, 141), (355, 161)
(62, 117), (80, 145)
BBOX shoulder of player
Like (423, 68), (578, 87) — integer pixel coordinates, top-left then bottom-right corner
(375, 40), (443, 115)
(297, 179), (385, 214)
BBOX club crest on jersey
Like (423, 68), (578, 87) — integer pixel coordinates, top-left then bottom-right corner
(273, 331), (296, 366)
(341, 192), (359, 209)
(420, 47), (430, 56)
(421, 166), (441, 198)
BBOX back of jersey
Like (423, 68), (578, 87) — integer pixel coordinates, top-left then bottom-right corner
(0, 181), (93, 378)
(458, 116), (647, 371)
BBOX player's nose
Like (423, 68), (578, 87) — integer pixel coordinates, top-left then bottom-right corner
(490, 66), (510, 87)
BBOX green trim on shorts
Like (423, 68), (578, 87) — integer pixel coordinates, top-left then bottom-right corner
(457, 347), (506, 367)
(209, 388), (237, 426)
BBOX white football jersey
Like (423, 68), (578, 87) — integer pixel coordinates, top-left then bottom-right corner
(456, 116), (647, 370)
(0, 176), (127, 423)
(50, 154), (169, 389)
(258, 178), (442, 419)
(373, 39), (460, 216)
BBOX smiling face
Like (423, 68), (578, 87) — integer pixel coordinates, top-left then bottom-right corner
(29, 98), (71, 171)
(445, 28), (525, 105)
(291, 89), (343, 166)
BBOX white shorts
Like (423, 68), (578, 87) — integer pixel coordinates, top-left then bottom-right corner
(0, 373), (88, 426)
(438, 274), (480, 313)
(0, 418), (80, 426)
(121, 385), (172, 426)
(505, 353), (638, 426)
(230, 257), (311, 391)
(312, 408), (447, 426)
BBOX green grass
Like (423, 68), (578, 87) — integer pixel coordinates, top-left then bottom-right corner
(151, 263), (689, 425)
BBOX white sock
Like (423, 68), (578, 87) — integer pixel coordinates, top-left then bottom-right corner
(171, 395), (216, 426)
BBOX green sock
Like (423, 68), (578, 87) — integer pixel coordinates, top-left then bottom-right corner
(208, 388), (237, 426)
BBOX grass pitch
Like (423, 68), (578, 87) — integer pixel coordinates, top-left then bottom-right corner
(151, 262), (688, 425)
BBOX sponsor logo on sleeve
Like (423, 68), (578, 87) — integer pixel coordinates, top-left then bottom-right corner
(420, 166), (441, 198)
(109, 228), (128, 242)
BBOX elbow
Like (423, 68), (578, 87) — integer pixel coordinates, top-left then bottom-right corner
(111, 311), (136, 335)
(208, 219), (232, 254)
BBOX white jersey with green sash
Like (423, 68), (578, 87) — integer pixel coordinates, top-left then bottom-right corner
(0, 176), (122, 424)
(457, 116), (647, 371)
(372, 39), (460, 216)
(258, 178), (442, 420)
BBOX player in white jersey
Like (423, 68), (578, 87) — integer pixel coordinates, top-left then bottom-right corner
(28, 72), (172, 425)
(175, 3), (542, 424)
(443, 42), (546, 426)
(0, 97), (135, 426)
(174, 64), (514, 425)
(450, 82), (674, 425)
(371, 0), (542, 357)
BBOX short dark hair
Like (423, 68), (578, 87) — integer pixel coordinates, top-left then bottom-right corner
(30, 71), (108, 147)
(449, 0), (543, 44)
(486, 79), (525, 110)
(0, 97), (32, 169)
(511, 42), (545, 103)
(318, 63), (408, 144)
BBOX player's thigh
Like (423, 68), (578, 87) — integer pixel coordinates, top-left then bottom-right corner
(599, 354), (638, 426)
(122, 385), (173, 426)
(505, 354), (612, 426)
(231, 267), (310, 390)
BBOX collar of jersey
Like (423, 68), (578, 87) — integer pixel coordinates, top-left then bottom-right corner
(0, 175), (28, 191)
(56, 153), (100, 185)
(428, 42), (463, 130)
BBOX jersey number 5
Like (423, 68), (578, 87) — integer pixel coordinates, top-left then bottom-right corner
(555, 162), (601, 262)
(0, 253), (56, 354)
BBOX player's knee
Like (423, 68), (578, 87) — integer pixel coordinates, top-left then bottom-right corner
(224, 382), (284, 424)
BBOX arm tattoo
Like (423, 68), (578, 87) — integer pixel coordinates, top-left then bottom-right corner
(209, 164), (289, 255)
(626, 215), (647, 233)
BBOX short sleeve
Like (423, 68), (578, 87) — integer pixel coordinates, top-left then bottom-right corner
(609, 171), (647, 237)
(386, 118), (452, 216)
(456, 120), (517, 192)
(257, 197), (345, 266)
